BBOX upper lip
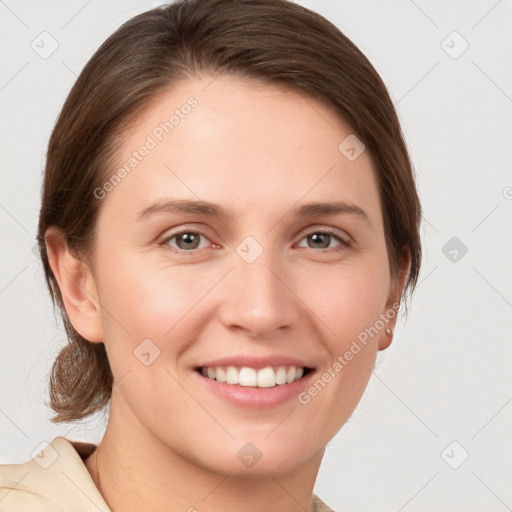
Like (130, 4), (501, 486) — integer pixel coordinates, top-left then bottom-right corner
(196, 355), (316, 370)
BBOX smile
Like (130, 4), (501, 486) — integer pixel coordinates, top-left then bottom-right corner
(196, 365), (313, 388)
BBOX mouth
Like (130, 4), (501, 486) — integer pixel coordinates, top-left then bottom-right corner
(194, 365), (314, 388)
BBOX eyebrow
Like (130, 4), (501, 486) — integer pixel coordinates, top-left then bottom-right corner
(137, 199), (371, 225)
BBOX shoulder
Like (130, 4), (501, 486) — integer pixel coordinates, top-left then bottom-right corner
(0, 437), (109, 511)
(312, 493), (337, 512)
(0, 440), (334, 512)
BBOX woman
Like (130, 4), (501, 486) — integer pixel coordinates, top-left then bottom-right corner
(0, 0), (421, 510)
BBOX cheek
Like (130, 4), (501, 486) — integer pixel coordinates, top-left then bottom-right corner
(100, 252), (178, 318)
(95, 255), (218, 360)
(93, 257), (209, 409)
(297, 267), (385, 434)
(298, 259), (390, 350)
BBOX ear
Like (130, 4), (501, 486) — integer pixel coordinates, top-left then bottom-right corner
(45, 227), (103, 343)
(378, 247), (411, 351)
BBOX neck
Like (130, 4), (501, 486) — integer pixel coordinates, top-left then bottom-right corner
(85, 396), (324, 512)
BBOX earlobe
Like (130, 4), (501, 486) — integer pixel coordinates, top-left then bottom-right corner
(378, 327), (394, 351)
(45, 227), (103, 343)
(378, 247), (412, 351)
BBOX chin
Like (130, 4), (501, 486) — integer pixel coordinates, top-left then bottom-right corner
(192, 437), (319, 478)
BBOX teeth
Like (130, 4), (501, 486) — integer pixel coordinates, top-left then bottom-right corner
(239, 367), (257, 387)
(275, 367), (287, 385)
(226, 366), (239, 385)
(257, 367), (276, 388)
(199, 365), (308, 388)
(216, 367), (226, 383)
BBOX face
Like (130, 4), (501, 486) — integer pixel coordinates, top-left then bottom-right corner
(81, 75), (405, 476)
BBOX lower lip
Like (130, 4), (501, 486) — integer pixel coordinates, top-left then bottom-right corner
(193, 370), (316, 408)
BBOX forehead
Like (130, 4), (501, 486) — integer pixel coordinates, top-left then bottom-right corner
(103, 74), (382, 225)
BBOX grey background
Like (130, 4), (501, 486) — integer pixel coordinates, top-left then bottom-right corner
(1, 0), (511, 510)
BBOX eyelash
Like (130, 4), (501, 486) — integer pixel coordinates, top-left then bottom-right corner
(161, 228), (351, 254)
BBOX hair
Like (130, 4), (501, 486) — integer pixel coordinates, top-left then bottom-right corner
(37, 0), (422, 423)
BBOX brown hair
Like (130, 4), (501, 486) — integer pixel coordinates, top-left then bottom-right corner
(37, 0), (422, 423)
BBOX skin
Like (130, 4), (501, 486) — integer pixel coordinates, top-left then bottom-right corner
(46, 74), (410, 511)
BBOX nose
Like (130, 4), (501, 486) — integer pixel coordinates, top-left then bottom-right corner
(217, 247), (301, 339)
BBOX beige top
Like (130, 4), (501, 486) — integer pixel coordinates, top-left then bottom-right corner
(0, 437), (335, 511)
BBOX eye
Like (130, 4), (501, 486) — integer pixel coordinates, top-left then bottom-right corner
(163, 230), (212, 252)
(161, 228), (350, 254)
(296, 229), (350, 252)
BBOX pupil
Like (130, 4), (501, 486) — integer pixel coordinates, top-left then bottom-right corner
(179, 232), (199, 249)
(309, 233), (329, 249)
